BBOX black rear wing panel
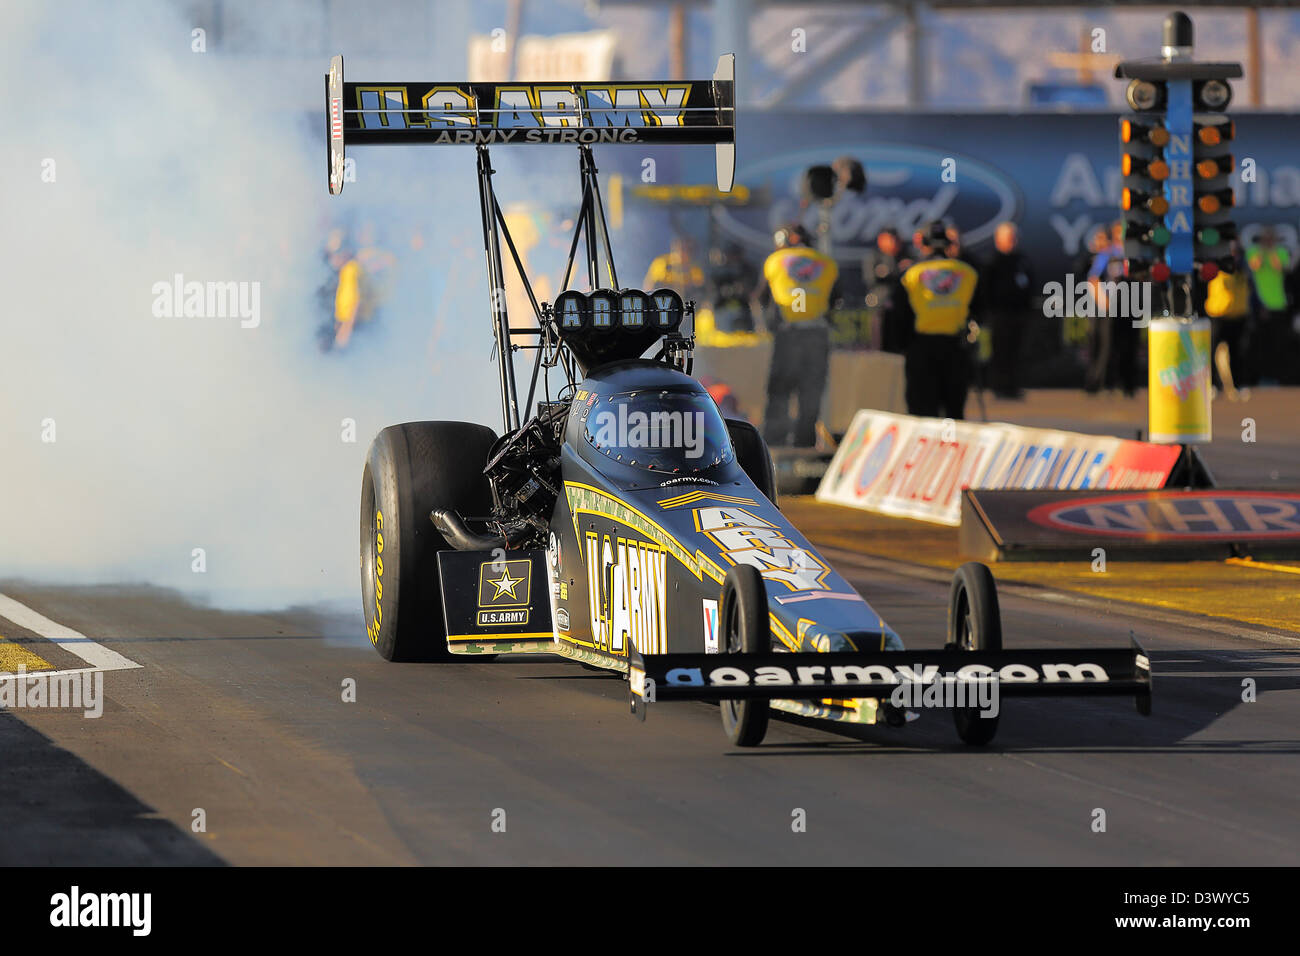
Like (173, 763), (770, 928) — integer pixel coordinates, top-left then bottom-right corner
(326, 54), (736, 194)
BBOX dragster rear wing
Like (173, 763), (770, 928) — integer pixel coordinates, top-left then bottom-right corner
(326, 54), (736, 195)
(628, 639), (1153, 718)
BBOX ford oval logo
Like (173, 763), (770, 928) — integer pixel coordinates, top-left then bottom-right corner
(1026, 491), (1300, 540)
(715, 144), (1021, 260)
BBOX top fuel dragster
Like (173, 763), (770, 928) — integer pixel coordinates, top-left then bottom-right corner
(327, 54), (1151, 747)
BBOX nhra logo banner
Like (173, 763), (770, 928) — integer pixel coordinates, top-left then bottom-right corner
(817, 410), (1180, 526)
(1027, 491), (1300, 540)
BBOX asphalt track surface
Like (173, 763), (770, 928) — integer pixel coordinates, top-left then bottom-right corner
(3, 546), (1298, 867)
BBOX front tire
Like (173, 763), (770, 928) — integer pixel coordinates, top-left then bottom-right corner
(361, 421), (497, 662)
(719, 565), (771, 747)
(948, 562), (1002, 746)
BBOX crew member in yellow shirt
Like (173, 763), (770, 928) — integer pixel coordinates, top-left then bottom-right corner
(644, 236), (706, 303)
(751, 224), (839, 447)
(1205, 240), (1251, 397)
(333, 254), (364, 350)
(899, 221), (980, 419)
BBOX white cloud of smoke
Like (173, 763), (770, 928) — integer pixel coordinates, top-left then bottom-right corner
(0, 0), (514, 608)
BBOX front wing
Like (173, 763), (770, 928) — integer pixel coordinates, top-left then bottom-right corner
(628, 640), (1152, 718)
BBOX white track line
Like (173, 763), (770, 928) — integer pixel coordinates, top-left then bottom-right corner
(0, 593), (142, 673)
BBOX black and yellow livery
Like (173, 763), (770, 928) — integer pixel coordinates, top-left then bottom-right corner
(340, 54), (1152, 747)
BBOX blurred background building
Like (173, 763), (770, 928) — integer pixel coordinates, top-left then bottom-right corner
(187, 0), (1300, 401)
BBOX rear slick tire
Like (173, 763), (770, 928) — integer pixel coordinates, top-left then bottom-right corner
(361, 421), (497, 662)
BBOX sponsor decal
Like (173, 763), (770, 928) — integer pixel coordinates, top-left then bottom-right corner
(714, 143), (1019, 259)
(356, 84), (690, 133)
(853, 424), (896, 497)
(477, 558), (532, 626)
(826, 421), (871, 491)
(818, 410), (1180, 526)
(555, 288), (684, 332)
(566, 482), (726, 585)
(585, 532), (668, 654)
(702, 599), (719, 653)
(548, 531), (561, 568)
(366, 509), (385, 646)
(1027, 491), (1300, 539)
(556, 607), (570, 633)
(663, 660), (1113, 689)
(1148, 318), (1212, 443)
(916, 265), (961, 296)
(330, 96), (343, 140)
(658, 476), (719, 487)
(479, 608), (529, 626)
(694, 506), (829, 591)
(776, 251), (827, 282)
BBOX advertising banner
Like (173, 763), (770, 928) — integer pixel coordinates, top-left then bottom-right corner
(817, 409), (1182, 525)
(618, 111), (1300, 282)
(960, 489), (1300, 562)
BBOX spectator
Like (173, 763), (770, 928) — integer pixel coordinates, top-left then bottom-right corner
(945, 223), (982, 272)
(752, 224), (838, 447)
(1079, 225), (1112, 392)
(863, 227), (913, 353)
(1086, 221), (1139, 396)
(979, 222), (1035, 398)
(899, 221), (980, 419)
(704, 242), (756, 334)
(644, 235), (706, 303)
(832, 156), (867, 196)
(1246, 226), (1292, 384)
(332, 242), (363, 350)
(1204, 239), (1251, 395)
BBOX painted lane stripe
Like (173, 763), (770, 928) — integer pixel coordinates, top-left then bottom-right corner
(1225, 557), (1300, 577)
(0, 594), (142, 673)
(0, 637), (53, 672)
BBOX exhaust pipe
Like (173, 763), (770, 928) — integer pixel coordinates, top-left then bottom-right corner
(431, 508), (507, 552)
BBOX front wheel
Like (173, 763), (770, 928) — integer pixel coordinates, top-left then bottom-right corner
(719, 565), (771, 747)
(948, 562), (1002, 746)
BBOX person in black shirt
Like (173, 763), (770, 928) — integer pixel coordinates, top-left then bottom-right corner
(862, 227), (913, 353)
(979, 222), (1035, 398)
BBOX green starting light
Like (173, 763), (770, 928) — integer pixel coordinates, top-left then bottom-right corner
(1151, 225), (1171, 246)
(1198, 226), (1220, 246)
